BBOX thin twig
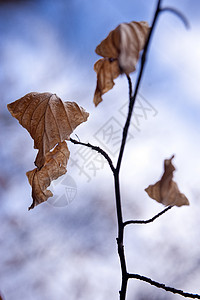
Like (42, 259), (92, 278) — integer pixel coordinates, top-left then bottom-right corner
(128, 274), (200, 299)
(69, 1), (190, 300)
(126, 74), (133, 100)
(116, 0), (162, 174)
(160, 7), (189, 28)
(70, 137), (115, 173)
(123, 206), (172, 227)
(75, 134), (81, 142)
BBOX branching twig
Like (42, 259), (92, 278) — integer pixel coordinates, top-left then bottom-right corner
(160, 7), (190, 28)
(70, 1), (190, 299)
(128, 274), (200, 299)
(123, 206), (172, 227)
(70, 137), (115, 172)
(115, 1), (163, 299)
(113, 1), (190, 299)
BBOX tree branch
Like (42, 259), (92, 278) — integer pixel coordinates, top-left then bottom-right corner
(123, 206), (172, 227)
(114, 172), (128, 299)
(70, 137), (115, 173)
(126, 74), (133, 99)
(160, 7), (189, 28)
(128, 273), (200, 299)
(116, 0), (162, 173)
(70, 2), (190, 300)
(114, 1), (164, 299)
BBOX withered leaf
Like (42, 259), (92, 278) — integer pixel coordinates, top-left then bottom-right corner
(95, 21), (150, 75)
(93, 58), (120, 107)
(145, 155), (189, 207)
(96, 25), (120, 59)
(26, 141), (70, 210)
(7, 92), (89, 168)
(93, 21), (149, 106)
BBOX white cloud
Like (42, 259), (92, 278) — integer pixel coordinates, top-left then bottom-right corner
(153, 21), (200, 107)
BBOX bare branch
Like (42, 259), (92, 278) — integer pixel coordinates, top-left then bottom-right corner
(128, 274), (200, 299)
(115, 1), (164, 299)
(70, 1), (190, 300)
(160, 7), (189, 29)
(116, 0), (162, 173)
(70, 137), (115, 173)
(123, 206), (172, 227)
(126, 74), (133, 100)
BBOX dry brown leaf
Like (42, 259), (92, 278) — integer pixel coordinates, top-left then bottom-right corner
(145, 155), (189, 207)
(26, 141), (70, 210)
(95, 25), (121, 59)
(7, 92), (89, 168)
(95, 21), (150, 75)
(93, 58), (120, 106)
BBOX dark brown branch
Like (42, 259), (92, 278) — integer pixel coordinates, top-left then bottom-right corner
(126, 74), (133, 100)
(115, 1), (163, 299)
(70, 137), (115, 173)
(70, 1), (190, 300)
(119, 272), (129, 299)
(128, 274), (200, 299)
(114, 172), (128, 299)
(123, 206), (172, 227)
(116, 0), (162, 173)
(160, 7), (189, 28)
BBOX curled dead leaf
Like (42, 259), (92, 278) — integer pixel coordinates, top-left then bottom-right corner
(93, 21), (149, 106)
(95, 25), (120, 59)
(27, 141), (70, 210)
(7, 92), (89, 209)
(7, 92), (89, 168)
(95, 21), (150, 74)
(93, 58), (120, 107)
(145, 155), (189, 207)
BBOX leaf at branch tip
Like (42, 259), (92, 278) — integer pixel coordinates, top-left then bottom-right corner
(93, 58), (120, 107)
(93, 21), (149, 106)
(145, 155), (189, 207)
(7, 92), (89, 168)
(26, 141), (70, 210)
(95, 21), (150, 75)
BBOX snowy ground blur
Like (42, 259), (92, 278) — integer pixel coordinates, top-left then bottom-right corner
(0, 0), (200, 299)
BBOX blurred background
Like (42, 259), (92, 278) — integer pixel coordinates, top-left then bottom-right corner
(0, 0), (200, 299)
